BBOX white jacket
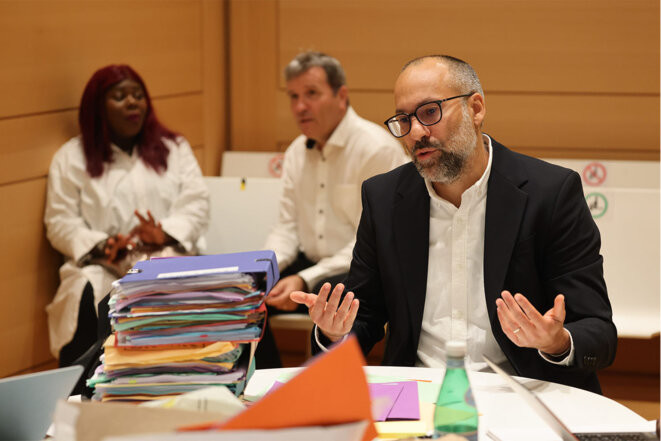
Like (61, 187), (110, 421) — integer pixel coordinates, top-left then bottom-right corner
(44, 135), (209, 357)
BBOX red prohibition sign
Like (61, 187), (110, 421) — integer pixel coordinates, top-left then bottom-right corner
(582, 162), (607, 186)
(268, 154), (284, 178)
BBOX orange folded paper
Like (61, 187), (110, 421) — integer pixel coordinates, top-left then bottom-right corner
(181, 335), (377, 441)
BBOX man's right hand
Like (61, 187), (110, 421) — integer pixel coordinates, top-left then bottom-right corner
(265, 275), (306, 311)
(290, 282), (359, 342)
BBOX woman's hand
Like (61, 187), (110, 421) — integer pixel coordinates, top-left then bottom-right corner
(131, 210), (171, 246)
(104, 233), (136, 263)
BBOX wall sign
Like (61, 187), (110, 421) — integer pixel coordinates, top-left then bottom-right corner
(582, 162), (607, 186)
(268, 154), (284, 178)
(585, 192), (608, 219)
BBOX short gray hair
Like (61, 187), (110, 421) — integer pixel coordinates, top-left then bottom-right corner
(402, 55), (484, 98)
(284, 51), (346, 94)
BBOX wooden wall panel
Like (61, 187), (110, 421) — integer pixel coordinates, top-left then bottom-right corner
(0, 0), (202, 119)
(230, 0), (659, 161)
(278, 0), (659, 94)
(484, 94), (660, 159)
(0, 179), (60, 377)
(1, 111), (78, 186)
(201, 0), (228, 176)
(156, 95), (204, 149)
(192, 145), (205, 171)
(229, 0), (278, 149)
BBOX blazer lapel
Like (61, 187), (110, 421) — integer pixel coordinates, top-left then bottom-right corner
(484, 142), (529, 313)
(392, 167), (430, 347)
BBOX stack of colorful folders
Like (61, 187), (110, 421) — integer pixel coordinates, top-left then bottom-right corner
(88, 250), (279, 402)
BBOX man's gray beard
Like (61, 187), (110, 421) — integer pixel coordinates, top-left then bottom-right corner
(412, 109), (478, 184)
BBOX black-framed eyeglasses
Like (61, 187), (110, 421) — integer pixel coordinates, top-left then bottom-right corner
(383, 94), (473, 138)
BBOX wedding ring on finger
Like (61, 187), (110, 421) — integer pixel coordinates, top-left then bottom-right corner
(513, 328), (521, 334)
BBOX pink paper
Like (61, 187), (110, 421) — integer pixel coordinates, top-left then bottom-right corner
(387, 381), (420, 420)
(368, 383), (402, 421)
(368, 381), (420, 421)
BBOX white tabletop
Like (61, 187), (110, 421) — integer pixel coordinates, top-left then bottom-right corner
(245, 366), (649, 440)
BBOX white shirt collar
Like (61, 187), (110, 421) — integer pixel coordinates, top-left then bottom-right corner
(110, 142), (139, 159)
(323, 106), (358, 150)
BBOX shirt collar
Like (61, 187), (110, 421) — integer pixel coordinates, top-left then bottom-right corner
(110, 142), (139, 159)
(424, 133), (493, 204)
(322, 106), (357, 150)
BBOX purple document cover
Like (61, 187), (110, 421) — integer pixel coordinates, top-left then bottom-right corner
(387, 381), (420, 420)
(369, 382), (402, 421)
(369, 381), (420, 421)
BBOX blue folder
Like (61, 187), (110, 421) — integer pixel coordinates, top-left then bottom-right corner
(118, 250), (280, 294)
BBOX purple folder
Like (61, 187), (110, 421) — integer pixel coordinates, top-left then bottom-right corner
(369, 381), (420, 421)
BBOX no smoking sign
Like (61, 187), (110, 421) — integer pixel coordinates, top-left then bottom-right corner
(582, 162), (607, 186)
(268, 154), (284, 178)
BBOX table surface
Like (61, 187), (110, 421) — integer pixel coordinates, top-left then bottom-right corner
(245, 366), (649, 440)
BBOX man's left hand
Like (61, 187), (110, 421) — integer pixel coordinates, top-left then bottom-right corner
(265, 275), (307, 311)
(496, 291), (570, 356)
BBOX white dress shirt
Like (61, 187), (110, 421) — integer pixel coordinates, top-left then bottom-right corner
(44, 136), (209, 356)
(416, 135), (508, 371)
(416, 135), (574, 371)
(264, 106), (409, 289)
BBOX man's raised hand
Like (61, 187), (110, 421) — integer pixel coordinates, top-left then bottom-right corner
(290, 282), (359, 342)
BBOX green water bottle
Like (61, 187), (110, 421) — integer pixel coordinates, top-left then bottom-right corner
(433, 340), (478, 440)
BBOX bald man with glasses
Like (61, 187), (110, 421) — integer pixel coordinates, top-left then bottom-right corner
(292, 55), (616, 394)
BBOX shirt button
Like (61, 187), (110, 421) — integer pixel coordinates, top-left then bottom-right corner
(318, 234), (323, 240)
(320, 183), (325, 189)
(319, 209), (324, 214)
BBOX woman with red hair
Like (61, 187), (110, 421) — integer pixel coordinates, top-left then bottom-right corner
(44, 65), (209, 366)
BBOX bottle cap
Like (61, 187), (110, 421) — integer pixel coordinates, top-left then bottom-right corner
(445, 340), (467, 358)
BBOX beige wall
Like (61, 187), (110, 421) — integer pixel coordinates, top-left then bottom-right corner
(0, 0), (226, 377)
(1, 0), (659, 376)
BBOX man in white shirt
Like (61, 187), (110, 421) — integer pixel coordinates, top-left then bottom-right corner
(292, 55), (616, 393)
(258, 51), (408, 367)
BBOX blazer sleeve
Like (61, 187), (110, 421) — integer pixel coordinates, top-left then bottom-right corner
(542, 171), (617, 371)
